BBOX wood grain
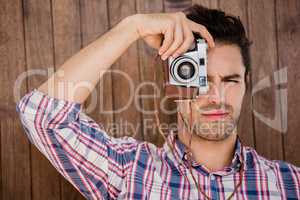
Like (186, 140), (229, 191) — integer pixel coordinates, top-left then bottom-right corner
(0, 0), (31, 199)
(276, 0), (300, 165)
(23, 0), (62, 199)
(192, 0), (219, 9)
(248, 0), (284, 160)
(1, 119), (31, 200)
(0, 0), (299, 198)
(108, 0), (143, 140)
(164, 0), (192, 12)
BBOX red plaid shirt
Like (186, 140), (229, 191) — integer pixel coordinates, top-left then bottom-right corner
(17, 89), (300, 199)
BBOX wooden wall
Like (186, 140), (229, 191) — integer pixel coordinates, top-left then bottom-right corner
(0, 0), (299, 199)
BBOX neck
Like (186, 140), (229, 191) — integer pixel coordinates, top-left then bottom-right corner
(177, 125), (238, 172)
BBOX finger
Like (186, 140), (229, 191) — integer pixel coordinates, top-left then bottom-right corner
(188, 20), (215, 48)
(159, 24), (174, 55)
(144, 35), (163, 49)
(171, 22), (194, 58)
(161, 22), (184, 60)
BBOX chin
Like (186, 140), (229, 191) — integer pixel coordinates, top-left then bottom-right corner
(196, 132), (233, 141)
(193, 119), (237, 141)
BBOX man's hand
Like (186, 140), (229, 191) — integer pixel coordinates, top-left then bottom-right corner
(133, 12), (215, 60)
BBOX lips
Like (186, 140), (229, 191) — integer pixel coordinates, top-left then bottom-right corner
(201, 110), (229, 115)
(201, 110), (229, 119)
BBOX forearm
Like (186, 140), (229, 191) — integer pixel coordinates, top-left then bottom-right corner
(38, 15), (140, 104)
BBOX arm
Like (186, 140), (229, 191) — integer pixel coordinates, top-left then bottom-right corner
(17, 12), (214, 199)
(38, 12), (215, 104)
(16, 90), (138, 199)
(17, 16), (143, 199)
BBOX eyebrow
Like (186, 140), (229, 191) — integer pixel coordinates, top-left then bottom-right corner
(207, 73), (242, 80)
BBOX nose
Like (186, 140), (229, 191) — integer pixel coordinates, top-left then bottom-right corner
(207, 82), (224, 105)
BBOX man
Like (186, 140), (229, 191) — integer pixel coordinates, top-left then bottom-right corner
(16, 4), (299, 200)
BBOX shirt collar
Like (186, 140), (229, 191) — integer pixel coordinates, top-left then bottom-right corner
(163, 130), (186, 166)
(164, 131), (246, 174)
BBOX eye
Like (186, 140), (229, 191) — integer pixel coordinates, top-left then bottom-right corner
(224, 79), (240, 83)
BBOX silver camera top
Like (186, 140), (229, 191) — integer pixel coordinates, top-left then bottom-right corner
(167, 38), (209, 95)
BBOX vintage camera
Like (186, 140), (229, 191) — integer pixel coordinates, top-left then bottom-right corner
(166, 39), (209, 97)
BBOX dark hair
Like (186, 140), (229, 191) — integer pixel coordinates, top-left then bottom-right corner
(184, 4), (252, 78)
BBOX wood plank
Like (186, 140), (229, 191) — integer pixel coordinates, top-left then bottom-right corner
(0, 0), (31, 199)
(219, 0), (255, 148)
(219, 0), (247, 26)
(1, 119), (31, 200)
(22, 0), (61, 199)
(164, 0), (192, 12)
(51, 0), (85, 199)
(0, 121), (1, 198)
(192, 0), (219, 9)
(248, 0), (284, 160)
(276, 0), (300, 165)
(80, 0), (114, 132)
(135, 0), (166, 145)
(52, 0), (82, 66)
(108, 0), (143, 140)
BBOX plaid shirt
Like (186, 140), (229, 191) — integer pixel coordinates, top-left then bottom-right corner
(17, 89), (300, 200)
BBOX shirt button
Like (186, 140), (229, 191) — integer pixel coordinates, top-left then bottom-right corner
(210, 175), (215, 181)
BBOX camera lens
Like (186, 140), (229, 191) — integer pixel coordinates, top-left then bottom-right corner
(170, 56), (198, 84)
(177, 62), (195, 80)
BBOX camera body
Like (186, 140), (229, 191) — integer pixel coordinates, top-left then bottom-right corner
(166, 39), (209, 96)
